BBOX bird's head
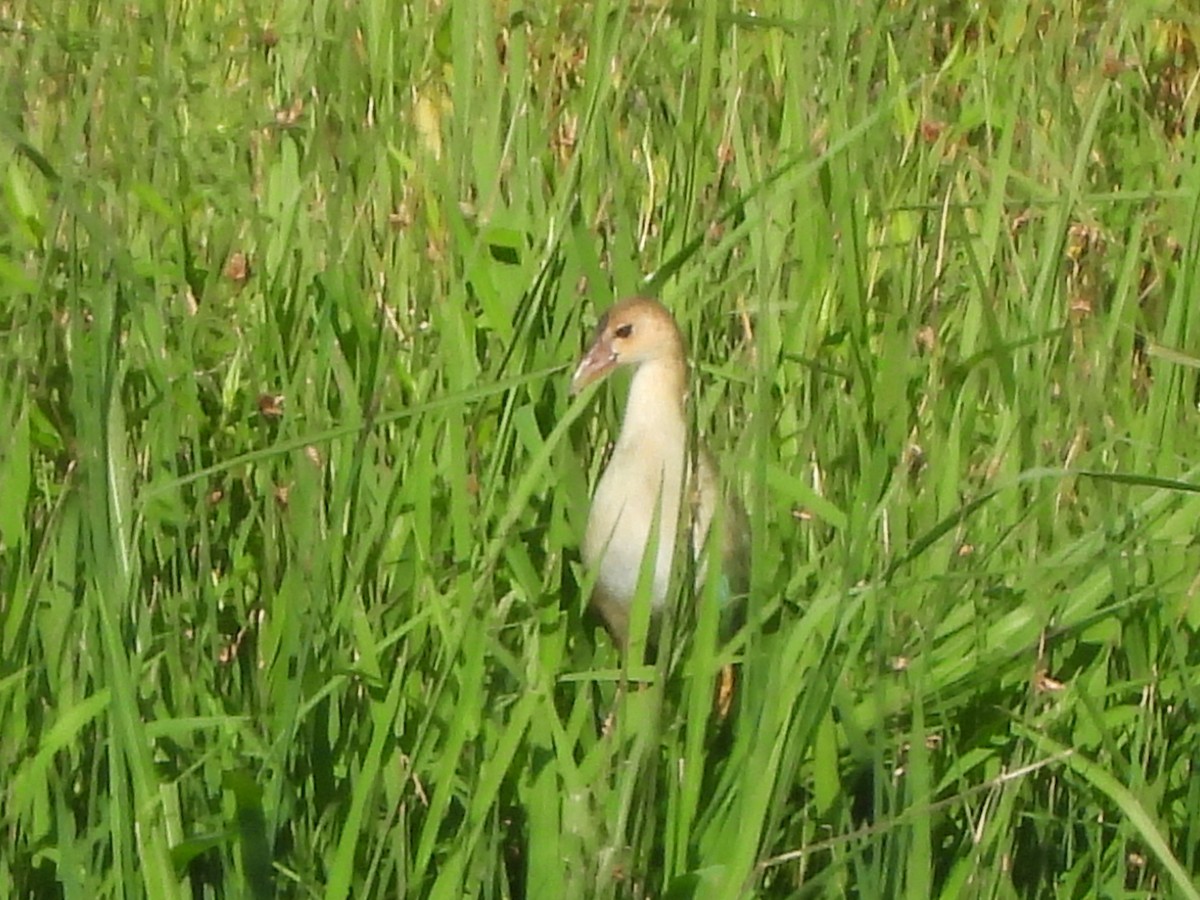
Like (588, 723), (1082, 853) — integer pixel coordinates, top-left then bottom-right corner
(570, 297), (684, 395)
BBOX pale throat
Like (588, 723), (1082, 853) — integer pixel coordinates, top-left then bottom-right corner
(612, 356), (689, 456)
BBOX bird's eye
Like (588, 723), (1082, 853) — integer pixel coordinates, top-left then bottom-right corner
(614, 323), (633, 339)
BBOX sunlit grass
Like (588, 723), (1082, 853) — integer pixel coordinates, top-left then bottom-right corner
(4, 0), (1200, 897)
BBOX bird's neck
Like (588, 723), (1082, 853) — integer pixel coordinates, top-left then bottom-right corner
(615, 357), (689, 453)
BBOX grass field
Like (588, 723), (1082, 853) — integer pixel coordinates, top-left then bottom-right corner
(4, 0), (1200, 896)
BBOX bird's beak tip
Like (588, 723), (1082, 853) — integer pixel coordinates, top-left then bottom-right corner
(570, 343), (616, 396)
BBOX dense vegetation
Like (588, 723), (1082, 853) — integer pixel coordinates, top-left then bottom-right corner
(4, 1), (1200, 896)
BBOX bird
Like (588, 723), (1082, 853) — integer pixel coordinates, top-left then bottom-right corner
(571, 296), (747, 650)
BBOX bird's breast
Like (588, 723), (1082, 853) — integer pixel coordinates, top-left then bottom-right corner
(583, 444), (688, 611)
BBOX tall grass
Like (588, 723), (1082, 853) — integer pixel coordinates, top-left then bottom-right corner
(4, 0), (1200, 896)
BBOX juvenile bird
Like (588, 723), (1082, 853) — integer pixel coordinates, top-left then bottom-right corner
(571, 297), (747, 648)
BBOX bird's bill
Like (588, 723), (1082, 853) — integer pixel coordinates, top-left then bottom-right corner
(570, 338), (617, 395)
